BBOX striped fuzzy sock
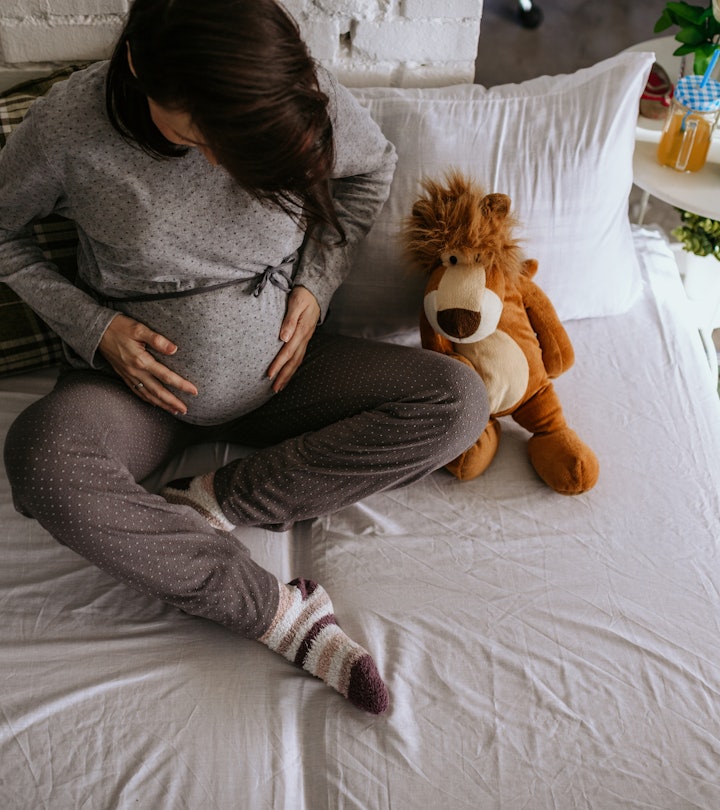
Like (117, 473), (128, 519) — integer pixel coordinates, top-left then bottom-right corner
(160, 473), (236, 532)
(260, 578), (389, 715)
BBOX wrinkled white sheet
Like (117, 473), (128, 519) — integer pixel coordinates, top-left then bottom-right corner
(1, 227), (720, 809)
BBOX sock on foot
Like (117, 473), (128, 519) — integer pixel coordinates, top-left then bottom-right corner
(260, 578), (389, 715)
(160, 473), (236, 532)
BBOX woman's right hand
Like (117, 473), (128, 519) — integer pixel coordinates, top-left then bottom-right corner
(99, 313), (198, 416)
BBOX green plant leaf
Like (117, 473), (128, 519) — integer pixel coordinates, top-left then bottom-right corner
(657, 1), (720, 45)
(693, 41), (719, 73)
(673, 208), (720, 259)
(676, 24), (708, 45)
(666, 1), (709, 24)
(673, 43), (699, 55)
(701, 8), (720, 43)
(654, 9), (674, 31)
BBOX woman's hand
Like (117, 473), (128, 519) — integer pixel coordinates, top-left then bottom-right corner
(268, 286), (320, 393)
(99, 313), (198, 415)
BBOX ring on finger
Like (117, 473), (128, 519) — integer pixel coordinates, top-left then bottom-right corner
(134, 382), (145, 391)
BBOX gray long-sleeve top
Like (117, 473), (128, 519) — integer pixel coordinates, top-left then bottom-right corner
(0, 61), (396, 424)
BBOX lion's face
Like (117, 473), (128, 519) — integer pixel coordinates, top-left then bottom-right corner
(423, 247), (506, 343)
(404, 173), (522, 344)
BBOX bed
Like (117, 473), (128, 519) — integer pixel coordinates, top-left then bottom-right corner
(3, 50), (720, 809)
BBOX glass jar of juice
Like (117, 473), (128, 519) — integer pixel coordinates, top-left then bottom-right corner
(656, 74), (720, 173)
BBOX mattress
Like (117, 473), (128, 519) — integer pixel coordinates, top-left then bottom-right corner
(2, 227), (720, 809)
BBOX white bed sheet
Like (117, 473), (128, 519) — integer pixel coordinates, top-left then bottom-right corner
(1, 227), (720, 809)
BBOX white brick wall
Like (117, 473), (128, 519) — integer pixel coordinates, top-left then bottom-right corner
(290, 0), (484, 87)
(0, 0), (483, 88)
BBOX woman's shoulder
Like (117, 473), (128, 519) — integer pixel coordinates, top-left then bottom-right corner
(315, 63), (339, 95)
(315, 65), (371, 135)
(38, 61), (107, 111)
(27, 61), (109, 134)
(18, 61), (118, 172)
(315, 64), (362, 124)
(314, 64), (392, 174)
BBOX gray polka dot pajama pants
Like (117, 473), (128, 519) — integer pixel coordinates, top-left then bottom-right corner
(4, 332), (488, 639)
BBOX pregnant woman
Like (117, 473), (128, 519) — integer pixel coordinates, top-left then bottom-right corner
(0, 0), (488, 713)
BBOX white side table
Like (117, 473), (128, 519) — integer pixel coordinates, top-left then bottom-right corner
(627, 36), (720, 223)
(627, 37), (720, 379)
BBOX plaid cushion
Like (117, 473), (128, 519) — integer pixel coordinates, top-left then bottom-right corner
(0, 65), (87, 377)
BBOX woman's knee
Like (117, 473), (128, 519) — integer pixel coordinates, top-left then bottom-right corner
(425, 353), (489, 457)
(4, 401), (63, 517)
(380, 349), (488, 475)
(5, 378), (105, 472)
(4, 375), (137, 516)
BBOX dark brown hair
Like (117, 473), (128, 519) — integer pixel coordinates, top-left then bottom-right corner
(106, 0), (344, 240)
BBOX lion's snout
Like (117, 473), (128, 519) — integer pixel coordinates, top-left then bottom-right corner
(436, 308), (481, 340)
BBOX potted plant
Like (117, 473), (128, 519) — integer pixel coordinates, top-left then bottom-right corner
(669, 210), (720, 377)
(654, 0), (720, 75)
(672, 209), (720, 260)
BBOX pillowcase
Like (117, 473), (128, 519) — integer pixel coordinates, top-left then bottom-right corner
(0, 66), (85, 377)
(326, 51), (655, 341)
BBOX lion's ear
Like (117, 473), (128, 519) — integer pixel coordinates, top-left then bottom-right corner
(520, 258), (539, 278)
(480, 193), (511, 218)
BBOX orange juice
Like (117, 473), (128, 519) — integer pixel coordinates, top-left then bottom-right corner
(657, 109), (714, 172)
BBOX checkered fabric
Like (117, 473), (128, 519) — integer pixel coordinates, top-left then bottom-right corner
(674, 75), (720, 113)
(0, 66), (87, 376)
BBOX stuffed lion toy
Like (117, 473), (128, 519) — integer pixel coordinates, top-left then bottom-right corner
(403, 172), (599, 495)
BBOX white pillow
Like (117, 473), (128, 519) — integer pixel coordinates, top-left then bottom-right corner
(326, 51), (655, 340)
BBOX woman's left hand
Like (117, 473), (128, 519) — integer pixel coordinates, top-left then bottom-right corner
(268, 285), (321, 392)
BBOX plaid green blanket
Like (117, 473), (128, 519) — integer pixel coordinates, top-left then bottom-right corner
(0, 66), (86, 377)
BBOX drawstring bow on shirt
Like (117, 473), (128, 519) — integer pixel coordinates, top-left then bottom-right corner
(252, 254), (296, 297)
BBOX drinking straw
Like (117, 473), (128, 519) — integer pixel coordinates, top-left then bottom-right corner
(700, 47), (719, 88)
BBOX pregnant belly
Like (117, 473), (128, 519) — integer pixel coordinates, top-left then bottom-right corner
(111, 281), (287, 425)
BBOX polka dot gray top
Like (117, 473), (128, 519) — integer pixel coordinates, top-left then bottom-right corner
(0, 61), (396, 424)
